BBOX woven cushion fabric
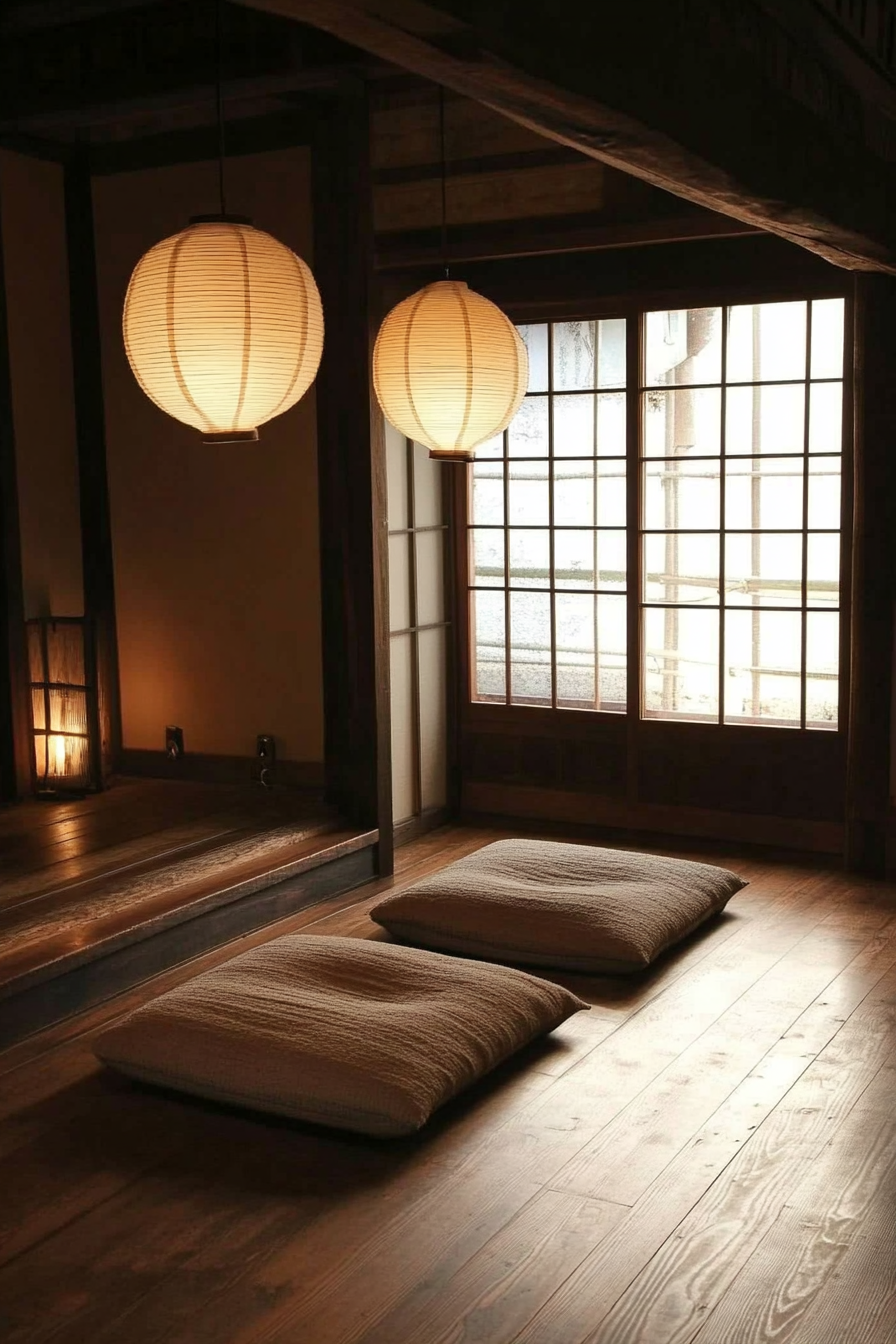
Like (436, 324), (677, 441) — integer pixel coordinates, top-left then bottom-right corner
(93, 934), (587, 1138)
(370, 839), (746, 974)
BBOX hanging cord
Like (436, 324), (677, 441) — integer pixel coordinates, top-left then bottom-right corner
(215, 0), (227, 216)
(438, 85), (449, 279)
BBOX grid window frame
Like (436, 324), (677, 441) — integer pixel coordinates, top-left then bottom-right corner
(639, 298), (846, 731)
(467, 319), (629, 714)
(463, 294), (850, 736)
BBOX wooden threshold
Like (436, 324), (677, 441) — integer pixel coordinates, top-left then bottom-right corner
(0, 828), (379, 1050)
(463, 782), (845, 855)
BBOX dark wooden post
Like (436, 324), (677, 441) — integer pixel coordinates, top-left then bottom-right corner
(64, 151), (122, 782)
(312, 83), (393, 873)
(0, 180), (30, 802)
(845, 274), (896, 874)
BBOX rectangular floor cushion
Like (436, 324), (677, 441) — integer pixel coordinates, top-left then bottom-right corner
(94, 934), (587, 1137)
(370, 839), (746, 974)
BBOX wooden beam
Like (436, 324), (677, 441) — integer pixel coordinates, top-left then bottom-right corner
(88, 108), (315, 175)
(375, 209), (760, 270)
(0, 181), (31, 802)
(234, 0), (896, 273)
(0, 0), (151, 32)
(312, 84), (393, 872)
(63, 154), (122, 782)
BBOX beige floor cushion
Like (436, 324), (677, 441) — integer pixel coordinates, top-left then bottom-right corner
(370, 839), (746, 974)
(94, 933), (587, 1137)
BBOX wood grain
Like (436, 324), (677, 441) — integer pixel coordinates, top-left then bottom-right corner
(0, 824), (893, 1344)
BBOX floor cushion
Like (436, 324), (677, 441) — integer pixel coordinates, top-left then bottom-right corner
(93, 933), (587, 1137)
(370, 839), (745, 974)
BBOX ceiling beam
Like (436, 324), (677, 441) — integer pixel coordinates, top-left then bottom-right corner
(232, 0), (896, 273)
(0, 0), (151, 32)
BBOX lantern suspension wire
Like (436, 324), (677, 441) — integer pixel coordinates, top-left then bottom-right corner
(438, 85), (449, 279)
(214, 0), (227, 217)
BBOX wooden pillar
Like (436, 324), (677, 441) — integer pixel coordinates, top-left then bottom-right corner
(0, 182), (30, 802)
(64, 152), (121, 781)
(845, 274), (896, 874)
(312, 84), (393, 873)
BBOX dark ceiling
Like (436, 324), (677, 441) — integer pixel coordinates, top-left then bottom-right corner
(0, 0), (382, 158)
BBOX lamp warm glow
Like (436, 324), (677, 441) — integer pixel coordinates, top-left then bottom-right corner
(123, 217), (324, 443)
(27, 617), (100, 798)
(372, 280), (528, 461)
(50, 734), (67, 778)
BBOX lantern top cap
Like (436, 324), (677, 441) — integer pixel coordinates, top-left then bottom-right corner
(188, 213), (253, 226)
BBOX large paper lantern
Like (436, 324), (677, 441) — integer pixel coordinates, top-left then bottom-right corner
(373, 280), (528, 461)
(123, 216), (324, 443)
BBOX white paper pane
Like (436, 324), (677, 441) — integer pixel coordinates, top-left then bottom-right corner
(415, 528), (445, 624)
(508, 396), (549, 457)
(810, 299), (845, 380)
(412, 441), (443, 528)
(725, 457), (803, 531)
(388, 533), (411, 632)
(726, 384), (804, 455)
(385, 422), (408, 530)
(724, 610), (802, 726)
(471, 529), (504, 586)
(725, 533), (803, 607)
(418, 626), (447, 810)
(807, 457), (841, 529)
(471, 589), (505, 701)
(807, 533), (840, 608)
(472, 462), (504, 525)
(727, 301), (807, 382)
(510, 591), (552, 705)
(643, 533), (720, 605)
(553, 321), (599, 390)
(518, 323), (549, 392)
(645, 308), (722, 386)
(508, 460), (549, 525)
(644, 458), (720, 531)
(809, 383), (843, 453)
(806, 611), (839, 728)
(554, 461), (594, 526)
(390, 634), (416, 822)
(509, 528), (550, 588)
(643, 387), (721, 458)
(643, 607), (719, 720)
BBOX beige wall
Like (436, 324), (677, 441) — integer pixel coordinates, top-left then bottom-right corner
(0, 149), (83, 619)
(92, 147), (324, 762)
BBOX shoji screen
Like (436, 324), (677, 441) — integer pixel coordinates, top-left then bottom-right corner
(386, 422), (450, 833)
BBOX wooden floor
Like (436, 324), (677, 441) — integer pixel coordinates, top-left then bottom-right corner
(1, 824), (895, 1344)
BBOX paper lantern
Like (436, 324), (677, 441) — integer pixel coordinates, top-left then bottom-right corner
(27, 616), (100, 798)
(373, 280), (528, 461)
(123, 216), (324, 443)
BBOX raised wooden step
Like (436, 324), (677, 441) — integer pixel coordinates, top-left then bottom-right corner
(0, 791), (379, 1048)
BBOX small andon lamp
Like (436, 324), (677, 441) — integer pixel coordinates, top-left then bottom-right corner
(372, 89), (528, 461)
(122, 0), (323, 443)
(27, 617), (101, 799)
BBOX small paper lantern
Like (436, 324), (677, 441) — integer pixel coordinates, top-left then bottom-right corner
(27, 616), (100, 798)
(373, 280), (528, 461)
(123, 216), (324, 443)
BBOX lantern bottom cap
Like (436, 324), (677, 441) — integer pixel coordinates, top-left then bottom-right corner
(428, 448), (476, 462)
(203, 429), (260, 444)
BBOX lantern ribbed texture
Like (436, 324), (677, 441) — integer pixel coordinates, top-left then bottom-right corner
(372, 280), (528, 459)
(123, 220), (324, 439)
